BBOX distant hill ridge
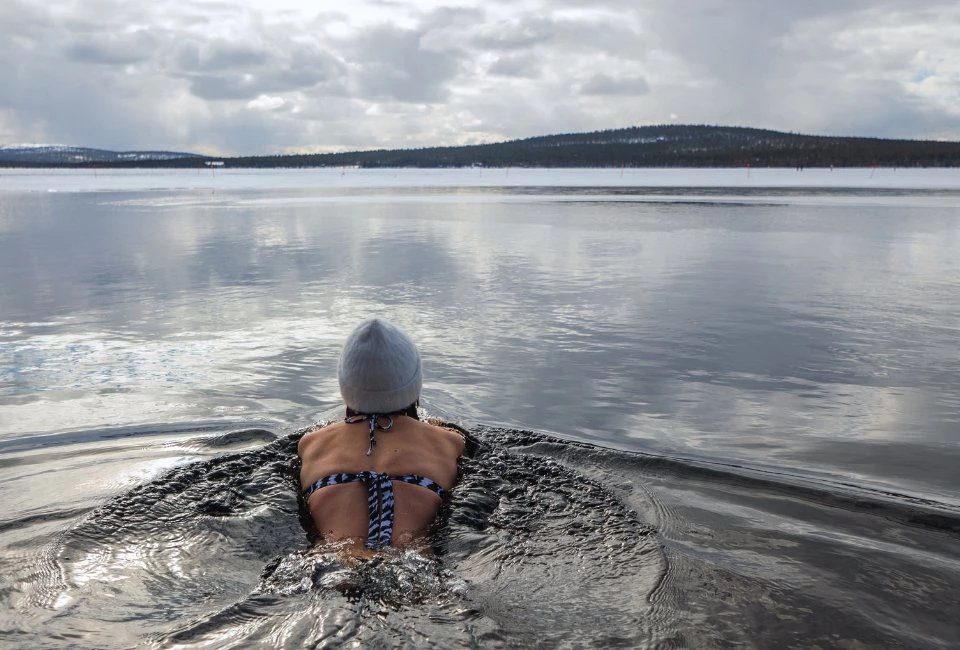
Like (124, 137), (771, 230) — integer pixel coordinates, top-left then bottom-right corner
(3, 125), (960, 168)
(0, 144), (202, 164)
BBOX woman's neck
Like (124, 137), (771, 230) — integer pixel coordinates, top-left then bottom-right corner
(345, 404), (419, 420)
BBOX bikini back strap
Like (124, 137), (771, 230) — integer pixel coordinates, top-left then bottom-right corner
(302, 471), (447, 549)
(345, 413), (394, 455)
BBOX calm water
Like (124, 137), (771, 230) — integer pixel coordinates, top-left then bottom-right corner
(1, 169), (959, 648)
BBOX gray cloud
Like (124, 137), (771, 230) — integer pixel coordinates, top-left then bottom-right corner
(0, 0), (958, 154)
(63, 33), (158, 65)
(176, 41), (271, 72)
(173, 42), (202, 71)
(174, 37), (345, 101)
(488, 54), (540, 78)
(420, 6), (486, 32)
(182, 73), (266, 101)
(351, 26), (461, 103)
(472, 16), (556, 50)
(580, 73), (649, 96)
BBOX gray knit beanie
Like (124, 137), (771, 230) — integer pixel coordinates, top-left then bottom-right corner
(337, 318), (422, 414)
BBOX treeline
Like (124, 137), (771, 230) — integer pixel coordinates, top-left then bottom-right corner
(8, 125), (960, 168)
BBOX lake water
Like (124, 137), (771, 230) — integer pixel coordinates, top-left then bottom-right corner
(1, 168), (959, 648)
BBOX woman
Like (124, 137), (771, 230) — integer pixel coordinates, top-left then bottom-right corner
(298, 318), (464, 557)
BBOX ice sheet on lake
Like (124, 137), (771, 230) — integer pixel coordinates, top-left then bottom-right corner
(2, 167), (960, 194)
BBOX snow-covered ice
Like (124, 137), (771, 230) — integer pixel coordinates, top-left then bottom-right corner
(1, 166), (959, 195)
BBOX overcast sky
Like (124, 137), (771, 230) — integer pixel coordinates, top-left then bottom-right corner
(2, 0), (958, 155)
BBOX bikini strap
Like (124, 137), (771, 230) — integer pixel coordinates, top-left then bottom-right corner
(345, 413), (395, 455)
(300, 471), (447, 549)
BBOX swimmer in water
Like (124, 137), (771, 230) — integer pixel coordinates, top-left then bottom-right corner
(298, 318), (464, 559)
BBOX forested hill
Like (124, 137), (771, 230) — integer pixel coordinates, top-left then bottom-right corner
(0, 145), (201, 164)
(6, 125), (960, 168)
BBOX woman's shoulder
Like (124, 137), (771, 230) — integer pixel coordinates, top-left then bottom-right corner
(420, 419), (468, 455)
(297, 420), (348, 454)
(424, 419), (486, 458)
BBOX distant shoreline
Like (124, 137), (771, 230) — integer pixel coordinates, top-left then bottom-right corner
(3, 125), (960, 169)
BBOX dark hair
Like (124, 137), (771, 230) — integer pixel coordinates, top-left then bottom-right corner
(345, 402), (420, 420)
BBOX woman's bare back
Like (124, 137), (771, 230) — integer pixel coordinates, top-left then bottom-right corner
(298, 416), (464, 552)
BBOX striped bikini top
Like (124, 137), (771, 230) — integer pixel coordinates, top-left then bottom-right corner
(301, 412), (447, 550)
(301, 471), (447, 550)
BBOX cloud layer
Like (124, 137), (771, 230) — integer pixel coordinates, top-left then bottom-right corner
(1, 0), (958, 154)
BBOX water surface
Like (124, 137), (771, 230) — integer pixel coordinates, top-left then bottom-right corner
(1, 169), (959, 648)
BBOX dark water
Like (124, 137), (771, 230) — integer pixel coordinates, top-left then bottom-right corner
(1, 175), (959, 648)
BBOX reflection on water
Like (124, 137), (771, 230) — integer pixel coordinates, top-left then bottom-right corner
(2, 186), (959, 502)
(2, 181), (960, 648)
